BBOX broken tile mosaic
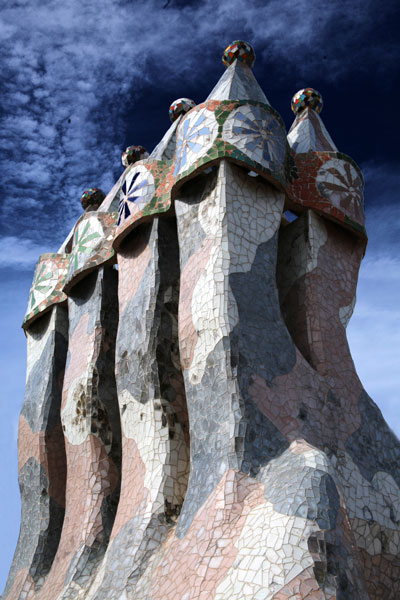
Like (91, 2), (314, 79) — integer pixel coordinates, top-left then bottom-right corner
(5, 39), (399, 600)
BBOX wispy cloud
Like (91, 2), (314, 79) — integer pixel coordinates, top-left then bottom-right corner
(348, 159), (400, 434)
(348, 252), (400, 436)
(0, 236), (51, 268)
(360, 162), (400, 257)
(347, 186), (400, 437)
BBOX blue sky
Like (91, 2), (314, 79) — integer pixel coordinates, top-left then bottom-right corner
(1, 0), (399, 591)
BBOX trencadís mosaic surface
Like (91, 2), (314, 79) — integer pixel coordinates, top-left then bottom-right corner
(114, 96), (289, 247)
(23, 253), (69, 328)
(287, 90), (366, 236)
(169, 98), (196, 123)
(6, 40), (399, 600)
(64, 211), (117, 292)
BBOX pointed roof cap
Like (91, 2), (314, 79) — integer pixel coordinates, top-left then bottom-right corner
(288, 88), (337, 153)
(150, 118), (180, 161)
(206, 40), (270, 105)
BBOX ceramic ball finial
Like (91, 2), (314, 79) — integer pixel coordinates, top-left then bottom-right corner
(121, 145), (148, 168)
(222, 40), (255, 68)
(169, 98), (196, 123)
(80, 188), (106, 211)
(291, 88), (323, 115)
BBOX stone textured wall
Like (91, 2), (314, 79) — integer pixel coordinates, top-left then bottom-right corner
(3, 42), (400, 600)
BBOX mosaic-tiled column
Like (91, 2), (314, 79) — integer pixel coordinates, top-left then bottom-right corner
(37, 267), (121, 600)
(3, 306), (68, 600)
(86, 218), (189, 600)
(282, 88), (400, 596)
(174, 160), (289, 534)
(142, 160), (364, 600)
(277, 210), (364, 406)
(141, 162), (286, 598)
(277, 211), (400, 598)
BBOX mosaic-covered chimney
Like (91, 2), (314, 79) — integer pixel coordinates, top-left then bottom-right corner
(3, 41), (399, 600)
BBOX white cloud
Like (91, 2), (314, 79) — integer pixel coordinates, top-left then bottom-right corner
(0, 236), (52, 268)
(346, 162), (400, 437)
(348, 251), (400, 437)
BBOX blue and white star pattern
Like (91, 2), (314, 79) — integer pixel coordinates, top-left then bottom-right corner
(174, 108), (218, 176)
(118, 165), (155, 226)
(223, 104), (286, 169)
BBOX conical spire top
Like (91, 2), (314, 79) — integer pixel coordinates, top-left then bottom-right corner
(288, 88), (337, 153)
(206, 40), (269, 104)
(150, 99), (191, 160)
(149, 98), (196, 160)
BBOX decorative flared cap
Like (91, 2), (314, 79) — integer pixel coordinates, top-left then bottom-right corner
(80, 188), (106, 211)
(207, 41), (268, 104)
(291, 88), (323, 115)
(169, 98), (196, 123)
(121, 145), (148, 167)
(222, 40), (255, 68)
